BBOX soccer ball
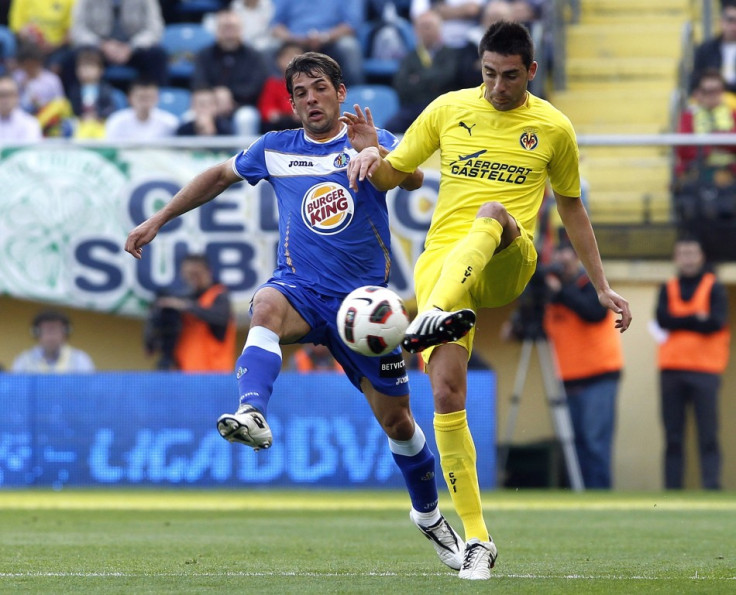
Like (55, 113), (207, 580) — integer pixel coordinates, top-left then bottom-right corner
(337, 286), (410, 356)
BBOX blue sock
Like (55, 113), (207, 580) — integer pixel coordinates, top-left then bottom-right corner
(389, 424), (439, 513)
(236, 326), (282, 416)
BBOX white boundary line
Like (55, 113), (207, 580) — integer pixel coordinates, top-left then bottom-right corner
(0, 571), (734, 580)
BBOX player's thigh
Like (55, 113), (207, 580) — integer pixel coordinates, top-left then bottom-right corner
(251, 286), (311, 341)
(473, 225), (537, 308)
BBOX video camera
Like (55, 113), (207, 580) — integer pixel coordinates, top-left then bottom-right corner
(507, 262), (564, 341)
(143, 291), (183, 370)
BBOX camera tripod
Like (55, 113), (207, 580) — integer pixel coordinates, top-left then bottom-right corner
(497, 336), (584, 491)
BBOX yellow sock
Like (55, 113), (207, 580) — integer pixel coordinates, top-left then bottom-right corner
(434, 410), (488, 541)
(426, 217), (502, 311)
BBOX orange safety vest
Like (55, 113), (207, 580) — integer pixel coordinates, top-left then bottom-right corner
(544, 297), (623, 382)
(293, 348), (343, 373)
(174, 284), (236, 372)
(658, 273), (730, 373)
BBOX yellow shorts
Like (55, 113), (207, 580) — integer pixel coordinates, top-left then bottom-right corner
(414, 220), (538, 361)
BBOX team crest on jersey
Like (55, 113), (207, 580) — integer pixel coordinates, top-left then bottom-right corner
(333, 152), (350, 168)
(519, 129), (539, 150)
(301, 182), (354, 235)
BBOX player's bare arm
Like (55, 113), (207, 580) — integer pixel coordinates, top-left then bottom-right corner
(347, 147), (409, 192)
(555, 192), (632, 332)
(125, 158), (241, 259)
(341, 106), (422, 191)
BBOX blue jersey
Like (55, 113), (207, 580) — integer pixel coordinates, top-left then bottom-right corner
(233, 126), (399, 297)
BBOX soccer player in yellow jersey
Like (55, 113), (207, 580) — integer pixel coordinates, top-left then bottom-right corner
(346, 21), (632, 579)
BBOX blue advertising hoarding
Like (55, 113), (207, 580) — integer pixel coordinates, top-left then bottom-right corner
(0, 371), (495, 489)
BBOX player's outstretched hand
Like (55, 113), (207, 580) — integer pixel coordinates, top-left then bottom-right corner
(340, 104), (378, 153)
(598, 288), (632, 333)
(125, 219), (160, 260)
(347, 146), (382, 192)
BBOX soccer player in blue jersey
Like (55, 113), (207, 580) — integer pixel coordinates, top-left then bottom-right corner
(125, 52), (464, 572)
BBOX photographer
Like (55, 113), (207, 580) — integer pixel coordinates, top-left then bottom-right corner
(541, 242), (624, 489)
(145, 254), (236, 372)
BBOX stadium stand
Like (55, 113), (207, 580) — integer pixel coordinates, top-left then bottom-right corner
(158, 86), (192, 120)
(343, 84), (399, 130)
(175, 0), (226, 22)
(0, 23), (15, 63)
(357, 16), (416, 84)
(551, 0), (691, 227)
(103, 65), (139, 87)
(110, 87), (128, 111)
(162, 23), (216, 83)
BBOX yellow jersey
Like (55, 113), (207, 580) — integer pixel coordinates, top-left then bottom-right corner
(10, 0), (76, 46)
(386, 85), (581, 249)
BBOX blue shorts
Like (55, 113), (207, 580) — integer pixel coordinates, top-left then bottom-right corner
(258, 279), (410, 397)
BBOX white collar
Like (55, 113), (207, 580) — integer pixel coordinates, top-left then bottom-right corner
(303, 124), (348, 144)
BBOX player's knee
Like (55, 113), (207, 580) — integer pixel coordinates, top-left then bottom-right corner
(378, 409), (414, 440)
(477, 200), (507, 222)
(432, 383), (466, 414)
(250, 300), (285, 332)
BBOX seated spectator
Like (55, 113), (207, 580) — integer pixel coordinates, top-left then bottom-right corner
(384, 10), (459, 132)
(676, 69), (736, 179)
(270, 0), (364, 86)
(366, 0), (412, 20)
(192, 9), (268, 136)
(69, 0), (168, 87)
(67, 46), (118, 138)
(9, 0), (75, 74)
(410, 0), (485, 49)
(105, 78), (178, 140)
(456, 1), (513, 88)
(0, 74), (42, 140)
(509, 0), (538, 29)
(691, 0), (736, 98)
(290, 343), (343, 373)
(13, 41), (66, 115)
(203, 0), (277, 54)
(12, 310), (95, 373)
(257, 41), (303, 133)
(176, 86), (234, 136)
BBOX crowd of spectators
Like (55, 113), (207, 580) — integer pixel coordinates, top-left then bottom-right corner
(0, 0), (545, 142)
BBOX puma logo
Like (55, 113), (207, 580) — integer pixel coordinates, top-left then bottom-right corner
(459, 121), (476, 136)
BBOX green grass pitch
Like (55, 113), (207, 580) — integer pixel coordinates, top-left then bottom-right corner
(0, 490), (734, 594)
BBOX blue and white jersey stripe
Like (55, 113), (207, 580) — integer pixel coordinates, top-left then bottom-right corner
(233, 126), (399, 297)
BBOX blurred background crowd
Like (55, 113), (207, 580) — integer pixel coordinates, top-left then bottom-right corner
(0, 0), (547, 140)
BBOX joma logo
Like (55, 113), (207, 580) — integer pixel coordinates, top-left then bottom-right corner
(289, 159), (314, 167)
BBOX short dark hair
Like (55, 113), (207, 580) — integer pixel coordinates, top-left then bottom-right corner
(76, 46), (104, 67)
(695, 68), (725, 89)
(285, 52), (343, 98)
(32, 310), (71, 337)
(127, 78), (159, 94)
(16, 40), (44, 63)
(277, 41), (304, 60)
(478, 20), (534, 69)
(181, 253), (211, 269)
(675, 233), (703, 247)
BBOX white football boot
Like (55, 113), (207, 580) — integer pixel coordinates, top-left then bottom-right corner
(216, 405), (273, 451)
(458, 537), (497, 580)
(410, 510), (464, 571)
